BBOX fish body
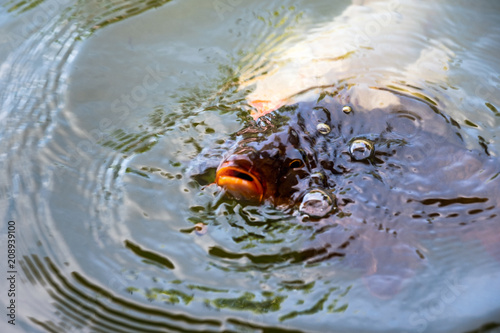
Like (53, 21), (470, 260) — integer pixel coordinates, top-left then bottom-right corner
(213, 84), (500, 297)
(216, 84), (490, 218)
(193, 0), (500, 298)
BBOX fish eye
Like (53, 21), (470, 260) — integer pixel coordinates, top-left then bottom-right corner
(289, 159), (304, 169)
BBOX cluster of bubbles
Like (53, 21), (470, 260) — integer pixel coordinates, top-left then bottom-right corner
(300, 105), (374, 219)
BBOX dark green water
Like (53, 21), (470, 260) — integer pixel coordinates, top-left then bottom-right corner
(0, 1), (500, 332)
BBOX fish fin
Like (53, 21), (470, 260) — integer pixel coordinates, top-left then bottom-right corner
(250, 99), (286, 120)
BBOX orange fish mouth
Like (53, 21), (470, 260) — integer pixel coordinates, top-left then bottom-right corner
(215, 162), (264, 202)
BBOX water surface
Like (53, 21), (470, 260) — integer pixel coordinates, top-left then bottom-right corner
(0, 1), (500, 332)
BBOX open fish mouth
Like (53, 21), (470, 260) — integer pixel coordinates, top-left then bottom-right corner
(215, 162), (264, 203)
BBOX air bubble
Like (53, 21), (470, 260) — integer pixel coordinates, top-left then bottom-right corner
(342, 106), (352, 114)
(316, 123), (331, 135)
(299, 189), (335, 219)
(349, 139), (374, 161)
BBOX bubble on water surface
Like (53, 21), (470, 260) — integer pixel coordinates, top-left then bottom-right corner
(316, 123), (331, 135)
(299, 189), (335, 219)
(349, 138), (374, 161)
(342, 105), (352, 114)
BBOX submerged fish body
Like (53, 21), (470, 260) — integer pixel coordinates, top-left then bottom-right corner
(212, 84), (500, 297)
(217, 84), (494, 218)
(189, 1), (500, 298)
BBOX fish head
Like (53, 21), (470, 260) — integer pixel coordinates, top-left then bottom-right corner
(216, 102), (339, 210)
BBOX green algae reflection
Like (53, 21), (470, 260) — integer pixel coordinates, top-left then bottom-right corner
(212, 291), (286, 313)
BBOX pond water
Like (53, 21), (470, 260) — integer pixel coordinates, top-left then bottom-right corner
(1, 0), (500, 332)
